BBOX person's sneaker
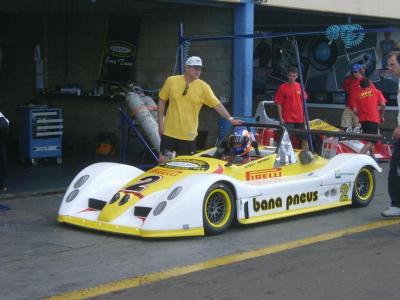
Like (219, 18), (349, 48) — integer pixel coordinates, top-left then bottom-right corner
(382, 206), (400, 217)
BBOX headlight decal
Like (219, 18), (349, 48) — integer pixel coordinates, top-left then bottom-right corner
(73, 175), (90, 189)
(119, 194), (131, 206)
(153, 201), (167, 216)
(66, 189), (79, 203)
(109, 192), (120, 204)
(167, 186), (183, 200)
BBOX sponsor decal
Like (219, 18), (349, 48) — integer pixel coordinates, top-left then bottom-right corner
(339, 183), (349, 201)
(161, 159), (209, 171)
(253, 197), (283, 212)
(360, 89), (373, 98)
(286, 191), (318, 210)
(246, 168), (282, 181)
(334, 170), (355, 179)
(150, 168), (182, 177)
(107, 40), (136, 58)
(253, 190), (318, 212)
(244, 161), (257, 169)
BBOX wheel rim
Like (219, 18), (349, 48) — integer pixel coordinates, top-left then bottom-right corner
(205, 188), (232, 228)
(355, 168), (373, 201)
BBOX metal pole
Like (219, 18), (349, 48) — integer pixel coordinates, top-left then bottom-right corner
(178, 22), (184, 74)
(292, 38), (313, 152)
(119, 108), (127, 163)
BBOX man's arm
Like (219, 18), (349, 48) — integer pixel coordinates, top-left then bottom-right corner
(379, 104), (385, 123)
(157, 100), (166, 136)
(393, 127), (400, 139)
(213, 103), (243, 125)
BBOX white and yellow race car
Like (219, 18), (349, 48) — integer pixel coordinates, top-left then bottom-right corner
(58, 123), (381, 238)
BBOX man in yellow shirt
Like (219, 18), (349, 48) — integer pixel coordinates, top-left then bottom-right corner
(158, 56), (242, 162)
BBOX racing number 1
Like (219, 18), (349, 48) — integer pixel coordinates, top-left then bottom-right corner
(340, 183), (349, 201)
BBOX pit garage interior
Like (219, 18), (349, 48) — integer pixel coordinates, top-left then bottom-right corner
(1, 0), (400, 192)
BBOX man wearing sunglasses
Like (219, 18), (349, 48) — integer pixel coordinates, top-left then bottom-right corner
(157, 56), (242, 163)
(341, 63), (374, 130)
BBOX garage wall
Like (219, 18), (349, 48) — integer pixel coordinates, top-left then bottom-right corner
(135, 8), (233, 145)
(0, 4), (233, 156)
(0, 14), (38, 141)
(46, 12), (106, 93)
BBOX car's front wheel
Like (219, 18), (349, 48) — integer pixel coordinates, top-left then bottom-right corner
(352, 166), (375, 207)
(203, 182), (235, 235)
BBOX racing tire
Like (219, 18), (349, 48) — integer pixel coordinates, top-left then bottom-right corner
(203, 182), (235, 235)
(352, 167), (375, 207)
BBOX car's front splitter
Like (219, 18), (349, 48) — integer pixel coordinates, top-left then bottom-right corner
(57, 215), (204, 238)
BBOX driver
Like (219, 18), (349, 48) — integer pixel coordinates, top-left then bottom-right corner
(224, 128), (258, 164)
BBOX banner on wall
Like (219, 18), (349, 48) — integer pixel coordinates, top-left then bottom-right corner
(99, 14), (141, 84)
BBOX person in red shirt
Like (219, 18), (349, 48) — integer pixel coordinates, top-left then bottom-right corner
(353, 78), (385, 157)
(274, 66), (308, 150)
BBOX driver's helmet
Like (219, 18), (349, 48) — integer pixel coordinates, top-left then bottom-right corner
(229, 128), (252, 156)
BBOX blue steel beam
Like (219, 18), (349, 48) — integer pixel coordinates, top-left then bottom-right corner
(233, 0), (254, 118)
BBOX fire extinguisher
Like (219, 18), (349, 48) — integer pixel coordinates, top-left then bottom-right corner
(261, 128), (276, 146)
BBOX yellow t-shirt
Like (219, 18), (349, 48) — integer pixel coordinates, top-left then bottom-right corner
(159, 75), (220, 141)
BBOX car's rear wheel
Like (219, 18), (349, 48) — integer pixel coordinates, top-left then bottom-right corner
(352, 166), (375, 207)
(203, 182), (235, 235)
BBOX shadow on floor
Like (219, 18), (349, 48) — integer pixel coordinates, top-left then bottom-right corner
(1, 141), (158, 197)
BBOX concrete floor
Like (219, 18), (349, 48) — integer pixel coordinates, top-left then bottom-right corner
(0, 152), (114, 197)
(0, 160), (395, 300)
(96, 225), (400, 300)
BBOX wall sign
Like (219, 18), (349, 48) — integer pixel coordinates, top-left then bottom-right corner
(99, 14), (141, 84)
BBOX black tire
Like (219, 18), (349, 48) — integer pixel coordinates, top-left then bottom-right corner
(203, 182), (235, 235)
(352, 167), (375, 207)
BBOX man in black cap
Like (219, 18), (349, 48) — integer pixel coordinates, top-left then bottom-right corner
(341, 63), (365, 129)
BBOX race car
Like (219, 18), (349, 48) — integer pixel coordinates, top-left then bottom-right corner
(58, 123), (381, 238)
(309, 119), (392, 161)
(254, 101), (391, 160)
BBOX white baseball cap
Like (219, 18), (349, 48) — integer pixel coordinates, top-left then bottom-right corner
(185, 56), (206, 69)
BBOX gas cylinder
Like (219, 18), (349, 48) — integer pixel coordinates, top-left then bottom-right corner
(126, 91), (160, 153)
(261, 128), (276, 146)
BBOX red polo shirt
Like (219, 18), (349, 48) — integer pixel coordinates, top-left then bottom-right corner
(344, 77), (375, 109)
(354, 87), (386, 123)
(274, 82), (307, 123)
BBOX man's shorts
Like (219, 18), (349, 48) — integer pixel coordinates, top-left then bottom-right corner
(285, 122), (306, 140)
(360, 121), (379, 135)
(341, 107), (359, 129)
(160, 135), (195, 156)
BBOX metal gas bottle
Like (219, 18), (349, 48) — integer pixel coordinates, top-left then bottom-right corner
(126, 91), (160, 153)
